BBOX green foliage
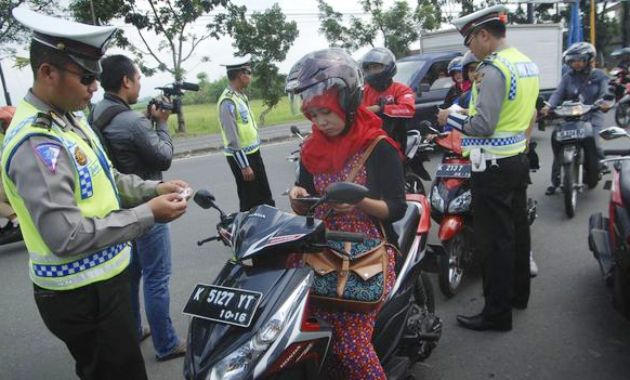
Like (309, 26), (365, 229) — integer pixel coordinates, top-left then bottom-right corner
(316, 0), (441, 58)
(181, 75), (229, 104)
(215, 3), (298, 126)
(0, 0), (57, 56)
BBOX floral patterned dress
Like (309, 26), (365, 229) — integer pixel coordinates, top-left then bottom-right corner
(310, 150), (397, 380)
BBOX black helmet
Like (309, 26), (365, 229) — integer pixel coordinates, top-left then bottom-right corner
(285, 48), (363, 130)
(360, 47), (397, 91)
(564, 42), (596, 69)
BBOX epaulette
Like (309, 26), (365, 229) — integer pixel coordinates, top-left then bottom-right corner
(483, 52), (498, 64)
(32, 112), (53, 130)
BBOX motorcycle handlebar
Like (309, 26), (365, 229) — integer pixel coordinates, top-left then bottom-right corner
(604, 149), (630, 156)
(326, 230), (367, 243)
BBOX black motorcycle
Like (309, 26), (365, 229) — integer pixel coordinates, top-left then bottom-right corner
(183, 183), (442, 380)
(403, 129), (433, 195)
(588, 126), (630, 321)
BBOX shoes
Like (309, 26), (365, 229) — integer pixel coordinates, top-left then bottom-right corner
(140, 327), (151, 342)
(545, 185), (557, 196)
(456, 313), (512, 332)
(530, 251), (538, 278)
(156, 339), (186, 362)
(0, 220), (22, 245)
(511, 300), (528, 310)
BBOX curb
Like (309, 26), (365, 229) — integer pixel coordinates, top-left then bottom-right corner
(173, 133), (297, 159)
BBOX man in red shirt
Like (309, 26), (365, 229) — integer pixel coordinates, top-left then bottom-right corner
(361, 47), (415, 154)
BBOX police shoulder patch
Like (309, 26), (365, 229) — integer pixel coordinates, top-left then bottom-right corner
(34, 143), (62, 173)
(227, 101), (236, 115)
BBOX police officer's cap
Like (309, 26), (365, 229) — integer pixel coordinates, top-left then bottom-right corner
(13, 7), (117, 74)
(220, 54), (252, 72)
(452, 4), (508, 45)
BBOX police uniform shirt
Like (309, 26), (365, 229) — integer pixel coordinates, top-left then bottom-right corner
(461, 51), (507, 137)
(6, 91), (157, 257)
(218, 85), (253, 168)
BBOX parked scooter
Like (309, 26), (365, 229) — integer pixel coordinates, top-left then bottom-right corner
(610, 68), (630, 128)
(184, 184), (442, 380)
(588, 126), (630, 321)
(548, 101), (607, 218)
(403, 129), (433, 195)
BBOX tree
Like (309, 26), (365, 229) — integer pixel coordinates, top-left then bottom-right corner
(70, 0), (232, 134)
(215, 3), (298, 126)
(1, 1), (57, 56)
(316, 0), (441, 58)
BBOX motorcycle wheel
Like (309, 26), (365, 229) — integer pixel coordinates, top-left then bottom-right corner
(405, 171), (426, 195)
(562, 161), (578, 218)
(616, 102), (630, 129)
(415, 272), (435, 313)
(438, 233), (467, 297)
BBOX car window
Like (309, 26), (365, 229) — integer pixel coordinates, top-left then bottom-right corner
(420, 60), (451, 90)
(430, 77), (454, 91)
(394, 61), (427, 88)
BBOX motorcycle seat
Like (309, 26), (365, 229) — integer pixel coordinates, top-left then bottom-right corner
(620, 161), (630, 208)
(392, 201), (421, 258)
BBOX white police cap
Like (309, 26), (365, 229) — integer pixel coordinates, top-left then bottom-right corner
(13, 6), (117, 74)
(220, 54), (252, 72)
(451, 4), (508, 44)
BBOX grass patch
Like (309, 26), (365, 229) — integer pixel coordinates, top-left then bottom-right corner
(162, 98), (307, 137)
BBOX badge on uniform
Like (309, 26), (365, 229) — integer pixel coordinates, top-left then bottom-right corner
(34, 143), (62, 173)
(69, 144), (94, 199)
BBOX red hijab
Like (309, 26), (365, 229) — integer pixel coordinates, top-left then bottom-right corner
(300, 89), (401, 174)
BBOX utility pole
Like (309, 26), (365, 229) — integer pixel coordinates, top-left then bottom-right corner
(89, 0), (97, 25)
(590, 0), (596, 46)
(0, 60), (12, 106)
(624, 0), (629, 47)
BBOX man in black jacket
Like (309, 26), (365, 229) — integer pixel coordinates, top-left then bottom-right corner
(91, 55), (186, 362)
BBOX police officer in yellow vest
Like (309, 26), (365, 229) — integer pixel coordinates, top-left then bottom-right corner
(437, 5), (539, 332)
(218, 54), (275, 212)
(4, 8), (190, 379)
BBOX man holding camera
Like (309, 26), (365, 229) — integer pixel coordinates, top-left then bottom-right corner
(218, 54), (275, 212)
(91, 54), (186, 361)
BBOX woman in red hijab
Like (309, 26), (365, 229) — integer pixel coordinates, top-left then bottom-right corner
(286, 49), (407, 379)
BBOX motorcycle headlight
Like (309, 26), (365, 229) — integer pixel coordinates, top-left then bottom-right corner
(431, 186), (445, 213)
(447, 190), (471, 214)
(208, 273), (313, 380)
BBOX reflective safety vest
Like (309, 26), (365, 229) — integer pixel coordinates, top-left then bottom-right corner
(217, 89), (260, 156)
(463, 47), (540, 157)
(1, 100), (131, 290)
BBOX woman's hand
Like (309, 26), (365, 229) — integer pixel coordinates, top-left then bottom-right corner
(331, 202), (355, 213)
(289, 186), (310, 215)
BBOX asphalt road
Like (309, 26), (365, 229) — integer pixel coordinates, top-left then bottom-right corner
(1, 115), (630, 380)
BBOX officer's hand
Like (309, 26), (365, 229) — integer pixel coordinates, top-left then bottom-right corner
(157, 180), (190, 196)
(241, 167), (255, 181)
(540, 106), (550, 117)
(437, 109), (451, 127)
(147, 193), (187, 223)
(289, 186), (310, 215)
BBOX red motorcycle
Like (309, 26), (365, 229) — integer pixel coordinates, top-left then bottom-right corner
(610, 67), (630, 128)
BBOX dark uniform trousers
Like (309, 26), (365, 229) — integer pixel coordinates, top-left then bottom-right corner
(34, 268), (148, 380)
(226, 150), (276, 212)
(471, 153), (531, 320)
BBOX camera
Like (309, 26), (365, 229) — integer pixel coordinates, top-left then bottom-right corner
(147, 81), (200, 116)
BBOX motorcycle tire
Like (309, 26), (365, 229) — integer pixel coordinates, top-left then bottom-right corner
(562, 161), (578, 218)
(438, 233), (467, 297)
(405, 171), (426, 195)
(616, 102), (630, 129)
(415, 272), (435, 313)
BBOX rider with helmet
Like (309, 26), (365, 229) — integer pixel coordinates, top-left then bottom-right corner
(455, 51), (480, 110)
(541, 42), (612, 195)
(360, 47), (415, 153)
(442, 56), (470, 109)
(614, 47), (630, 71)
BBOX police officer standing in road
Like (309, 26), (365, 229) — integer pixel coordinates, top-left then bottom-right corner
(218, 54), (275, 212)
(3, 8), (190, 379)
(437, 5), (539, 331)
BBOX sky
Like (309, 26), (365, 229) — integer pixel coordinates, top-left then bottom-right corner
(0, 0), (412, 105)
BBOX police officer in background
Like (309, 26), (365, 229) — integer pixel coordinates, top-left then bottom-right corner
(218, 54), (275, 212)
(437, 4), (539, 332)
(360, 47), (415, 153)
(3, 8), (189, 379)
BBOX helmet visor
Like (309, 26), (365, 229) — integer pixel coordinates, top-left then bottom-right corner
(288, 79), (346, 120)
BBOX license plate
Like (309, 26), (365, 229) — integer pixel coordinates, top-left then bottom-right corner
(183, 284), (262, 328)
(435, 164), (471, 178)
(556, 129), (584, 141)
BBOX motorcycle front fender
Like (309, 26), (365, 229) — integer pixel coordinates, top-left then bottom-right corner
(437, 215), (465, 242)
(562, 145), (578, 165)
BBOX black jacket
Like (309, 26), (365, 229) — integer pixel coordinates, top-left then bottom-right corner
(91, 93), (173, 180)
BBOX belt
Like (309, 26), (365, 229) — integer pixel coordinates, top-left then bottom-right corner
(483, 152), (521, 161)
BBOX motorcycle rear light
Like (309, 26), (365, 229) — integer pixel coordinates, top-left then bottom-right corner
(445, 178), (464, 191)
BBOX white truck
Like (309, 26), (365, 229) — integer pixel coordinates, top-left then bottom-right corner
(419, 23), (564, 96)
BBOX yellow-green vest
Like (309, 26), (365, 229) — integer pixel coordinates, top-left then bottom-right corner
(463, 47), (540, 157)
(217, 89), (260, 156)
(1, 100), (131, 291)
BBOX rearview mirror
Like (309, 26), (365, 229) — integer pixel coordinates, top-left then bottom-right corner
(193, 190), (216, 209)
(600, 126), (630, 140)
(325, 182), (369, 205)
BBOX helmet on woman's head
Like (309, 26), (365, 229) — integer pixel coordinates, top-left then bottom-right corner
(360, 47), (397, 91)
(285, 48), (363, 130)
(447, 57), (463, 75)
(564, 42), (596, 69)
(461, 51), (480, 81)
